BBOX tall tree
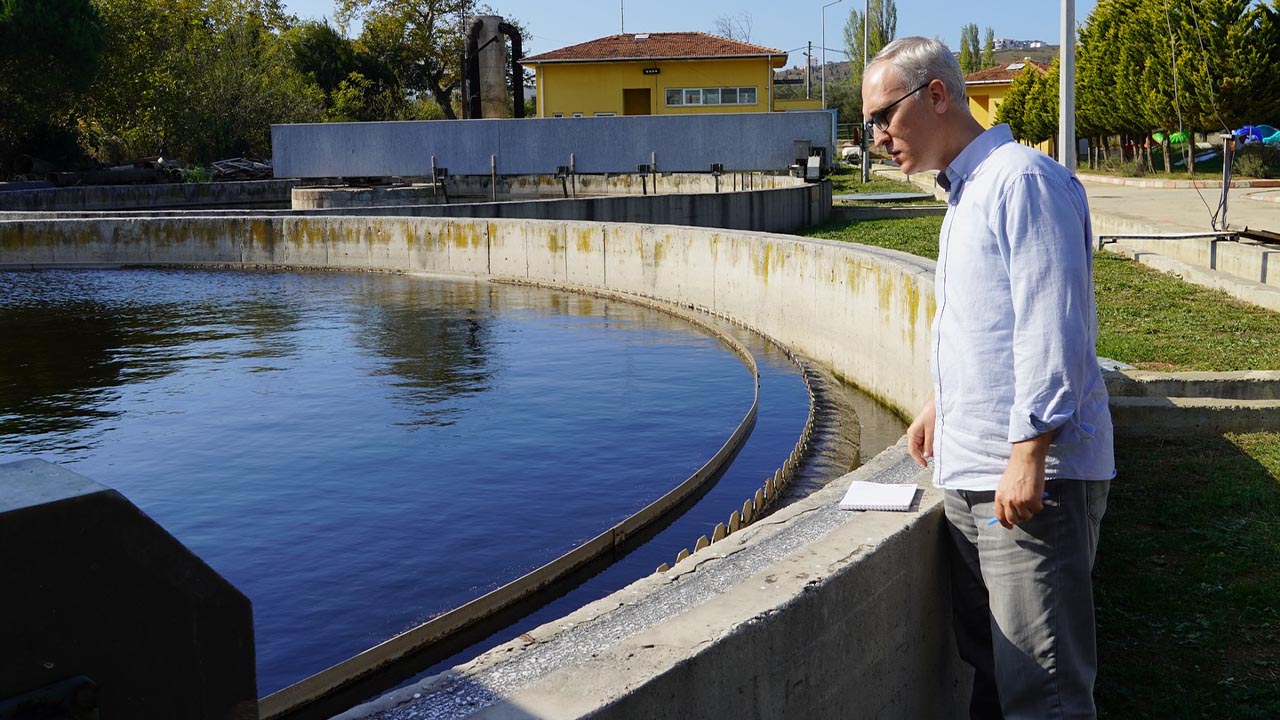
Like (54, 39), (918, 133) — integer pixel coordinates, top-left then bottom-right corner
(0, 0), (105, 172)
(712, 11), (753, 41)
(336, 0), (473, 119)
(981, 27), (996, 69)
(85, 0), (321, 163)
(843, 0), (897, 82)
(959, 23), (979, 75)
(995, 63), (1040, 144)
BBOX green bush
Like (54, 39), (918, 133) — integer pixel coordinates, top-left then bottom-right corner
(179, 165), (214, 183)
(1233, 143), (1280, 179)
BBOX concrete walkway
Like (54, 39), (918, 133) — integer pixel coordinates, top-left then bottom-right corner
(1081, 180), (1277, 235)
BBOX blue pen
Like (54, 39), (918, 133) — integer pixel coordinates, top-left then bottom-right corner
(986, 492), (1051, 525)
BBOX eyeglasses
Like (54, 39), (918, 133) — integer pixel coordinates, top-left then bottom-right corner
(866, 82), (932, 133)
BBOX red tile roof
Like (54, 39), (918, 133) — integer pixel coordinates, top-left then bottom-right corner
(524, 32), (785, 63)
(965, 60), (1051, 85)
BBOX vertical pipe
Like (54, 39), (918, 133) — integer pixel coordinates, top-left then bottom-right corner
(490, 155), (497, 201)
(1059, 0), (1077, 170)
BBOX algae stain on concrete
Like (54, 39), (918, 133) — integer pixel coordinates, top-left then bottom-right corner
(574, 227), (595, 256)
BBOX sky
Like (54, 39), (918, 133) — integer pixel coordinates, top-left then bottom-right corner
(280, 0), (1099, 70)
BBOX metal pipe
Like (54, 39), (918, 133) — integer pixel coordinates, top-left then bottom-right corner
(1059, 0), (1077, 170)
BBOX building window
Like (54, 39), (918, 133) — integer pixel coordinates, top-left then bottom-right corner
(664, 87), (759, 107)
(594, 112), (616, 116)
(572, 112), (584, 117)
(552, 113), (564, 118)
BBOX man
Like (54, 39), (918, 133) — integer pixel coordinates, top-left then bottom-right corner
(862, 37), (1115, 719)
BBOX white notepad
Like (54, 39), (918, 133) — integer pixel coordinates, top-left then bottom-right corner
(839, 481), (918, 511)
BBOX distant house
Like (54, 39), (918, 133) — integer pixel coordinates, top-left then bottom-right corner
(523, 32), (816, 118)
(965, 59), (1053, 155)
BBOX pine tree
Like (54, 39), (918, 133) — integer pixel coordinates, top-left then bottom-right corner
(981, 27), (995, 69)
(958, 23), (979, 75)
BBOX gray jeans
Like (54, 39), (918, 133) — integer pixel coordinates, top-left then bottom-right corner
(943, 479), (1110, 720)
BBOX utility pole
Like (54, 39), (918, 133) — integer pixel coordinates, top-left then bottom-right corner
(821, 0), (843, 109)
(806, 41), (813, 99)
(620, 1), (625, 33)
(861, 0), (872, 182)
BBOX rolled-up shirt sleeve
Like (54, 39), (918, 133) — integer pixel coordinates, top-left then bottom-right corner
(997, 173), (1098, 444)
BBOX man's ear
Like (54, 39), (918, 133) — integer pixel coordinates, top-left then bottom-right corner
(928, 79), (950, 115)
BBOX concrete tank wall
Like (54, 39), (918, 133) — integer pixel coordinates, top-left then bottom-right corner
(0, 180), (298, 212)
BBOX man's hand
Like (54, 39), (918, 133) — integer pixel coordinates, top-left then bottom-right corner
(993, 434), (1053, 528)
(907, 393), (936, 468)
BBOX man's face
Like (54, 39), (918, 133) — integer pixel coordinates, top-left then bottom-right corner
(862, 63), (936, 174)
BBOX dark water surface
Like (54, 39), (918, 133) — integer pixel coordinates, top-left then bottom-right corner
(0, 268), (846, 695)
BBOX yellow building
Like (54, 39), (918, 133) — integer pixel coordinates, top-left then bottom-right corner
(965, 60), (1053, 155)
(523, 32), (794, 118)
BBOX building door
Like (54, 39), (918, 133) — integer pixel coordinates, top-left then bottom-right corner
(623, 88), (651, 116)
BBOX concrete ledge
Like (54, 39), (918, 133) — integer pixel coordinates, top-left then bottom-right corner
(1106, 369), (1280, 400)
(334, 445), (965, 720)
(1110, 396), (1280, 435)
(0, 180), (298, 212)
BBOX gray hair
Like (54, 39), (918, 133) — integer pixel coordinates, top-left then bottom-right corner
(868, 36), (969, 112)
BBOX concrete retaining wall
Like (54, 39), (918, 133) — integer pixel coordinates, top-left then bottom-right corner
(271, 112), (835, 178)
(0, 180), (298, 212)
(4, 177), (830, 238)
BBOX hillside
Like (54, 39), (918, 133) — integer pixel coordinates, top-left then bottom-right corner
(775, 45), (1060, 83)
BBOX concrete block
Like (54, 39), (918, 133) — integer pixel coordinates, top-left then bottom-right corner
(0, 460), (257, 720)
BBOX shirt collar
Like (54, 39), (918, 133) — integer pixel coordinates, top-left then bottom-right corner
(939, 124), (1015, 195)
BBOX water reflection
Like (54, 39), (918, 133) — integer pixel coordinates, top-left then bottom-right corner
(348, 280), (493, 427)
(0, 267), (767, 694)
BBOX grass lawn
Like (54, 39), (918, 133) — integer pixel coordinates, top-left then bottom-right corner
(1097, 433), (1280, 718)
(827, 164), (944, 204)
(799, 189), (1280, 716)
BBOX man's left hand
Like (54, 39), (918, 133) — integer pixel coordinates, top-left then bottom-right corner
(993, 434), (1053, 528)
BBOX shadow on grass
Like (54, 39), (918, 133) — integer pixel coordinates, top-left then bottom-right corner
(1097, 433), (1280, 719)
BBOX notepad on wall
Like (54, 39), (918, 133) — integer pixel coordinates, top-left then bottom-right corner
(839, 481), (918, 511)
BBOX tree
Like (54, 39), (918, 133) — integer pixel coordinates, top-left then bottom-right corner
(0, 0), (105, 172)
(959, 23), (979, 75)
(841, 0), (897, 121)
(1024, 57), (1059, 149)
(284, 19), (360, 97)
(843, 0), (897, 82)
(981, 27), (995, 69)
(85, 0), (322, 163)
(995, 63), (1040, 144)
(712, 11), (752, 41)
(336, 0), (473, 119)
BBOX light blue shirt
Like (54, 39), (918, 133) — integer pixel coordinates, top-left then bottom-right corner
(931, 124), (1115, 490)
